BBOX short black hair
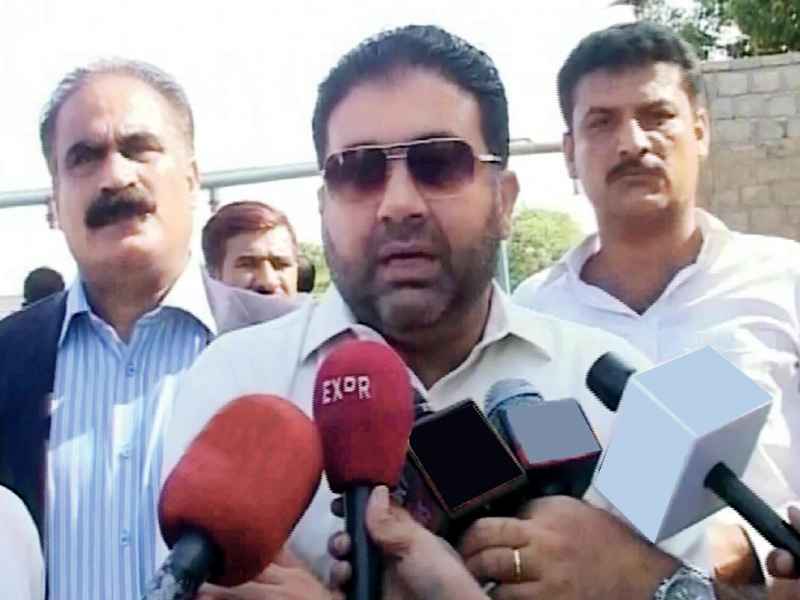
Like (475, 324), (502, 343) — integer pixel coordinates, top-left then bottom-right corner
(558, 21), (704, 130)
(40, 58), (195, 177)
(23, 267), (64, 307)
(312, 24), (509, 167)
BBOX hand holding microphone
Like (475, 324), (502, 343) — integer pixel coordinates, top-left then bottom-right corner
(587, 346), (800, 565)
(331, 486), (488, 600)
(313, 339), (414, 600)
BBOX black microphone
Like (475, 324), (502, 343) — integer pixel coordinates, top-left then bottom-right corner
(587, 348), (800, 563)
(395, 398), (528, 542)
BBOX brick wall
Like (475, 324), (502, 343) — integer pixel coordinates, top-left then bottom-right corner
(700, 53), (800, 238)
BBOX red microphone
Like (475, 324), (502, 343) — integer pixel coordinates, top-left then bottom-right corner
(313, 339), (414, 600)
(147, 394), (323, 598)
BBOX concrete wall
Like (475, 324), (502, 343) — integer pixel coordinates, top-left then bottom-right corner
(700, 53), (800, 238)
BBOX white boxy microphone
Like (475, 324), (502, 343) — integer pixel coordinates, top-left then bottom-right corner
(587, 346), (800, 562)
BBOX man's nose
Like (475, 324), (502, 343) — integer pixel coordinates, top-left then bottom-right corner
(253, 262), (279, 293)
(616, 117), (651, 160)
(99, 151), (138, 193)
(375, 159), (430, 225)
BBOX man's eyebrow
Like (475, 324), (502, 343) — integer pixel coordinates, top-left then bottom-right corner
(640, 99), (679, 111)
(340, 130), (459, 150)
(118, 131), (165, 150)
(64, 140), (104, 163)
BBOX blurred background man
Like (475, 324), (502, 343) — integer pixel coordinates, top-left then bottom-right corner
(21, 266), (64, 308)
(202, 200), (307, 298)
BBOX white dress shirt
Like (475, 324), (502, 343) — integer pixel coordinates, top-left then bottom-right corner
(0, 486), (45, 600)
(48, 259), (215, 600)
(513, 208), (800, 573)
(162, 282), (712, 583)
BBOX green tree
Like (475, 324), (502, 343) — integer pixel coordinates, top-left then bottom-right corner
(638, 0), (730, 59)
(299, 242), (331, 296)
(726, 0), (800, 55)
(640, 0), (800, 58)
(507, 208), (583, 291)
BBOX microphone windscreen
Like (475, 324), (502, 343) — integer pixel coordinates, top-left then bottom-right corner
(484, 379), (544, 439)
(586, 352), (636, 412)
(159, 395), (323, 587)
(313, 339), (414, 493)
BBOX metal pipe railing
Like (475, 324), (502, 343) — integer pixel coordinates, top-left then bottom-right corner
(0, 138), (562, 211)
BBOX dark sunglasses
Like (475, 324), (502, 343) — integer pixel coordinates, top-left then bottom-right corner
(322, 137), (502, 200)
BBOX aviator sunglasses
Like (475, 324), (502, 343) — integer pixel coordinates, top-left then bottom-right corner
(322, 137), (502, 200)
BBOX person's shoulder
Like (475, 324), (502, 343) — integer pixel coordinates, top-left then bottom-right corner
(712, 229), (800, 283)
(509, 302), (651, 370)
(0, 293), (65, 347)
(208, 296), (315, 356)
(724, 229), (800, 262)
(512, 265), (563, 302)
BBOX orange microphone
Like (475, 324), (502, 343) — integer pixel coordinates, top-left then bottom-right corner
(146, 394), (323, 598)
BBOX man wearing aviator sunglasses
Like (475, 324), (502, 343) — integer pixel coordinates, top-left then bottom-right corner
(163, 24), (710, 600)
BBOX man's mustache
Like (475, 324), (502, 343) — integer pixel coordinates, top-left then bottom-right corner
(84, 187), (156, 229)
(607, 161), (664, 184)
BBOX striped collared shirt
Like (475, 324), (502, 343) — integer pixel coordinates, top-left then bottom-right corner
(47, 262), (215, 600)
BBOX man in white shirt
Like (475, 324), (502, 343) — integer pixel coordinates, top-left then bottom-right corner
(165, 24), (723, 600)
(0, 486), (44, 600)
(512, 21), (800, 585)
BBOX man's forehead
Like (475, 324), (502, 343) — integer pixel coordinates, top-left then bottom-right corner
(573, 62), (688, 112)
(325, 69), (484, 153)
(232, 226), (296, 256)
(56, 74), (175, 146)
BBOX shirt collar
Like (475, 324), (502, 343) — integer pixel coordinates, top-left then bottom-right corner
(58, 255), (216, 347)
(300, 281), (554, 362)
(561, 207), (732, 282)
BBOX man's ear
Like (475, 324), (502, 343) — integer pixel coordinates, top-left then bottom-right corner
(317, 185), (327, 214)
(563, 131), (578, 180)
(51, 177), (62, 231)
(694, 105), (711, 160)
(187, 158), (200, 207)
(497, 170), (519, 239)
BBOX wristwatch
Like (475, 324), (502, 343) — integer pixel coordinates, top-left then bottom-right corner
(654, 564), (717, 600)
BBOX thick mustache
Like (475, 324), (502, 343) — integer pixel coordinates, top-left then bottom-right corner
(607, 161), (662, 184)
(84, 188), (156, 229)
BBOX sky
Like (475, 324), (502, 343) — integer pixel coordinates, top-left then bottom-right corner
(0, 0), (638, 297)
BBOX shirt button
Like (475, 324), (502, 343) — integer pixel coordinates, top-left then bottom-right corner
(125, 363), (135, 377)
(121, 530), (130, 546)
(120, 446), (131, 459)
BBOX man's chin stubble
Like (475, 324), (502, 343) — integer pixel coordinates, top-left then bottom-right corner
(376, 288), (450, 334)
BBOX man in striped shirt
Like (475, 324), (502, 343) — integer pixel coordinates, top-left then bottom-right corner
(0, 60), (296, 599)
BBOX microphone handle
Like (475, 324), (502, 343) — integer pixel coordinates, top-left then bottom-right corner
(345, 486), (382, 600)
(142, 529), (220, 600)
(705, 462), (800, 564)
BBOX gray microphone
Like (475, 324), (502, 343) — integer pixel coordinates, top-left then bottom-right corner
(485, 379), (545, 436)
(485, 380), (602, 499)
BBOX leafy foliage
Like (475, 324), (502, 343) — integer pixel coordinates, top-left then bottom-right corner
(507, 208), (583, 291)
(640, 0), (800, 58)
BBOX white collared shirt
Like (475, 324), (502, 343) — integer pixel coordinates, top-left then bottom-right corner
(162, 282), (712, 582)
(513, 208), (800, 571)
(48, 257), (216, 600)
(0, 486), (44, 600)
